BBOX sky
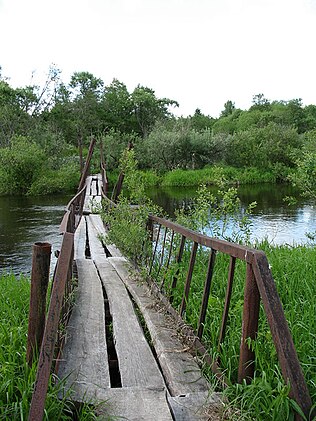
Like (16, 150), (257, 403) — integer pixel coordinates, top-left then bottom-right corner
(0, 0), (316, 117)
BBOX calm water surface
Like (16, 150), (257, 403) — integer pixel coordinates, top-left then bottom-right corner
(0, 195), (71, 275)
(1, 184), (316, 275)
(146, 183), (316, 246)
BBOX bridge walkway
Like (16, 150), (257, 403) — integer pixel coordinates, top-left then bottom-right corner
(57, 175), (222, 420)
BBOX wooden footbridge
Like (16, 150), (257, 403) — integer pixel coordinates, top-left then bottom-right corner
(59, 175), (221, 420)
(26, 141), (313, 420)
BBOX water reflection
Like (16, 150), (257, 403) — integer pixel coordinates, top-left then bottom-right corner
(1, 184), (316, 275)
(0, 195), (71, 275)
(146, 184), (316, 246)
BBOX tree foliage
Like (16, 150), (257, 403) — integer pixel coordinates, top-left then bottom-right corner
(0, 66), (316, 195)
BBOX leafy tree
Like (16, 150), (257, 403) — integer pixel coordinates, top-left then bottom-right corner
(251, 93), (271, 111)
(226, 122), (300, 170)
(101, 79), (134, 133)
(0, 80), (33, 146)
(188, 108), (215, 131)
(131, 85), (178, 137)
(0, 136), (45, 194)
(290, 129), (316, 199)
(220, 100), (236, 117)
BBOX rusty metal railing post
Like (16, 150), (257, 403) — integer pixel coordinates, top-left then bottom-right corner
(77, 137), (96, 192)
(26, 242), (51, 367)
(28, 233), (74, 421)
(238, 263), (260, 383)
(197, 249), (216, 339)
(180, 241), (198, 317)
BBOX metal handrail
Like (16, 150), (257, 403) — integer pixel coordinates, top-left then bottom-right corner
(147, 214), (312, 418)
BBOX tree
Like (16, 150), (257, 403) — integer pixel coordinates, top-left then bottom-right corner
(131, 85), (178, 137)
(189, 109), (215, 131)
(251, 93), (271, 111)
(101, 79), (134, 133)
(220, 100), (236, 117)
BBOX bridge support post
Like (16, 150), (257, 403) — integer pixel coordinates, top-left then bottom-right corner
(26, 242), (51, 366)
(238, 263), (260, 383)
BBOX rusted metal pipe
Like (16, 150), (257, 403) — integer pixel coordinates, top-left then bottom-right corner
(197, 249), (216, 339)
(26, 242), (51, 367)
(180, 241), (198, 317)
(238, 263), (260, 383)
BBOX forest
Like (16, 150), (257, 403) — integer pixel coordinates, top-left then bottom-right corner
(0, 64), (316, 199)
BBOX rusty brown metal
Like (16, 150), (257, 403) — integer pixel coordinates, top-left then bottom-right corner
(77, 137), (96, 192)
(149, 215), (256, 263)
(149, 224), (161, 276)
(252, 251), (312, 418)
(160, 230), (175, 290)
(156, 227), (168, 279)
(238, 263), (260, 383)
(218, 256), (236, 349)
(147, 214), (312, 418)
(180, 241), (198, 317)
(28, 232), (74, 421)
(197, 249), (216, 339)
(26, 242), (52, 367)
(171, 235), (186, 291)
(59, 185), (87, 234)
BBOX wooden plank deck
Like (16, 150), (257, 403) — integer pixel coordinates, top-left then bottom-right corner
(58, 175), (222, 420)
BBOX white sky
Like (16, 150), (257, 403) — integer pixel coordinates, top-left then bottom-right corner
(0, 0), (316, 117)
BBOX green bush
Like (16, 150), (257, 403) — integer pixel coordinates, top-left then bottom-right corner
(0, 136), (45, 195)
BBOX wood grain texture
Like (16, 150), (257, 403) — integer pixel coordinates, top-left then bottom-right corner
(108, 257), (211, 396)
(86, 215), (106, 260)
(74, 217), (86, 260)
(96, 259), (165, 389)
(88, 214), (123, 257)
(57, 259), (110, 400)
(94, 387), (173, 421)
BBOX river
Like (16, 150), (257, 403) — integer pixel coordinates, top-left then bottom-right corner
(0, 184), (315, 275)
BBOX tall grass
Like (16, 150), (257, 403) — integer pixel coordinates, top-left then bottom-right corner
(160, 166), (276, 187)
(150, 237), (316, 420)
(0, 273), (98, 420)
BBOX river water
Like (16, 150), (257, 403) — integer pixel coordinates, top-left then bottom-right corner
(0, 184), (315, 275)
(146, 183), (316, 246)
(0, 194), (71, 276)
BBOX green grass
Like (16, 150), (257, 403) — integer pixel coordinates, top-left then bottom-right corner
(160, 166), (276, 187)
(0, 273), (99, 420)
(150, 240), (316, 420)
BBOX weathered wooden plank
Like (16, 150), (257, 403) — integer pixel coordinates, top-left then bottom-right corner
(94, 387), (173, 420)
(74, 216), (86, 260)
(96, 259), (165, 389)
(86, 215), (106, 260)
(90, 177), (98, 196)
(108, 257), (211, 396)
(88, 214), (123, 257)
(167, 392), (223, 421)
(57, 259), (110, 400)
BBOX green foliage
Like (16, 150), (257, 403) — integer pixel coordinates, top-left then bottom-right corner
(149, 227), (316, 419)
(175, 183), (256, 244)
(0, 136), (45, 195)
(160, 166), (275, 187)
(290, 129), (316, 199)
(141, 122), (224, 171)
(0, 273), (98, 419)
(101, 149), (162, 264)
(226, 123), (301, 169)
(28, 161), (80, 195)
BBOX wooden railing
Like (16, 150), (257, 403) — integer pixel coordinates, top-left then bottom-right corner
(147, 214), (313, 419)
(27, 138), (96, 421)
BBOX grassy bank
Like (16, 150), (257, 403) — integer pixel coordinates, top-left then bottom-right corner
(0, 273), (97, 420)
(124, 166), (278, 188)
